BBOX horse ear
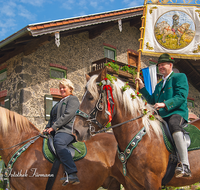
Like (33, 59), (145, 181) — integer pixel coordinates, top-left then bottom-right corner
(86, 74), (90, 82)
(96, 67), (107, 82)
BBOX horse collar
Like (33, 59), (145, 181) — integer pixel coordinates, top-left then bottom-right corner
(117, 127), (146, 176)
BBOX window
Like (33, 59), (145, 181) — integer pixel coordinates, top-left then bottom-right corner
(50, 67), (66, 79)
(187, 98), (194, 108)
(104, 46), (116, 60)
(44, 94), (62, 120)
(0, 68), (7, 82)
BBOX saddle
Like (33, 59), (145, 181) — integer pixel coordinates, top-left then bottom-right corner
(43, 135), (87, 163)
(43, 135), (87, 190)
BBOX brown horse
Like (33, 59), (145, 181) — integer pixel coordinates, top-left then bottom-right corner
(0, 106), (124, 190)
(73, 67), (200, 190)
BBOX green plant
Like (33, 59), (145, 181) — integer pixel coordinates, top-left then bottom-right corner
(105, 62), (119, 74)
(121, 82), (130, 92)
(120, 65), (137, 76)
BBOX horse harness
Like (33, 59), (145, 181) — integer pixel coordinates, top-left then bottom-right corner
(0, 133), (46, 178)
(75, 79), (148, 176)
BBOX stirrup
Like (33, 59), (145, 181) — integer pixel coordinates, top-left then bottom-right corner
(175, 162), (184, 178)
(175, 162), (191, 178)
(60, 172), (69, 186)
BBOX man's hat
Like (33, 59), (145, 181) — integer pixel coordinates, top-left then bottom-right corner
(158, 53), (175, 64)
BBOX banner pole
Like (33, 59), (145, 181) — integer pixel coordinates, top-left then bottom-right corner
(136, 0), (147, 91)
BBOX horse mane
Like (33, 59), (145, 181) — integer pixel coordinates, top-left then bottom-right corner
(87, 75), (163, 139)
(0, 107), (40, 135)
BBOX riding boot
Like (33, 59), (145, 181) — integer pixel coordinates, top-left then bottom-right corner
(172, 131), (191, 178)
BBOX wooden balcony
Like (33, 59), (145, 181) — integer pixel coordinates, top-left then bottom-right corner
(89, 58), (138, 87)
(89, 58), (162, 89)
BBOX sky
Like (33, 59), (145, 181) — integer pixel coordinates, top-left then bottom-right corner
(0, 0), (144, 42)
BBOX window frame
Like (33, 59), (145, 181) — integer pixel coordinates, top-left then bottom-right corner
(0, 68), (7, 82)
(187, 99), (194, 108)
(50, 67), (67, 79)
(104, 46), (116, 61)
(44, 94), (62, 121)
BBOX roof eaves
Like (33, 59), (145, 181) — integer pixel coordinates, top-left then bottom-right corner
(28, 6), (143, 27)
(0, 27), (30, 49)
(29, 9), (143, 37)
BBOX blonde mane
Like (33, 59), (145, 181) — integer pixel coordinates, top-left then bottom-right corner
(0, 107), (40, 136)
(87, 75), (163, 139)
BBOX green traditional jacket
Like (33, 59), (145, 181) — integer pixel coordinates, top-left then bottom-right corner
(140, 72), (189, 122)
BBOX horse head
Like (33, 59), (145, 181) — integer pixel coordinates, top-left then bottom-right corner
(73, 68), (111, 141)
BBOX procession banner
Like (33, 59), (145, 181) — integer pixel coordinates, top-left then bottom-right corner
(142, 65), (157, 95)
(142, 4), (200, 59)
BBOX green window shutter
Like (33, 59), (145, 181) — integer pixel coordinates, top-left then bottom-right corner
(44, 95), (53, 121)
(4, 96), (10, 110)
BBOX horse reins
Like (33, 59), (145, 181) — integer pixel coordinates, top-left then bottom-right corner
(0, 133), (46, 150)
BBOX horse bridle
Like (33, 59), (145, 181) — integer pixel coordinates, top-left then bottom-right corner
(76, 92), (109, 134)
(75, 86), (145, 134)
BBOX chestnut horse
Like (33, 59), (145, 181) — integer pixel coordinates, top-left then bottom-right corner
(0, 106), (124, 190)
(73, 67), (200, 190)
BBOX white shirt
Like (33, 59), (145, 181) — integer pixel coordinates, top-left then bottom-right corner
(162, 71), (173, 88)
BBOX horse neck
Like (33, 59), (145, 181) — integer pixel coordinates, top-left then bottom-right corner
(0, 128), (39, 165)
(111, 104), (143, 151)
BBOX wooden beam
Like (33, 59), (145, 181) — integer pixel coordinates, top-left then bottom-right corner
(89, 22), (116, 39)
(130, 16), (141, 27)
(24, 35), (51, 56)
(0, 46), (25, 64)
(0, 35), (51, 64)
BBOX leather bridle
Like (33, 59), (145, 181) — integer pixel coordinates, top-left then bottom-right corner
(75, 83), (145, 134)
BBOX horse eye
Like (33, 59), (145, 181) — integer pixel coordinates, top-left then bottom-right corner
(89, 96), (93, 100)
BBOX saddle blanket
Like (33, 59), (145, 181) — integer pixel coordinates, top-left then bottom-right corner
(162, 124), (200, 153)
(42, 138), (87, 163)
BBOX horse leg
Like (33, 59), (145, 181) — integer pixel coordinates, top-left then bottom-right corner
(144, 171), (162, 190)
(102, 176), (120, 190)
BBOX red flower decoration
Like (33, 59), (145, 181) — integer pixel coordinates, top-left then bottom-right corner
(109, 64), (111, 66)
(171, 57), (174, 59)
(112, 60), (115, 63)
(137, 92), (139, 95)
(104, 78), (108, 81)
(128, 65), (130, 67)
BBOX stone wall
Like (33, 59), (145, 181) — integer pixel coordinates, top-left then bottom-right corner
(1, 22), (142, 131)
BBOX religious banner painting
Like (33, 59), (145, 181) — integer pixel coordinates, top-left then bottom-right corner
(142, 4), (200, 59)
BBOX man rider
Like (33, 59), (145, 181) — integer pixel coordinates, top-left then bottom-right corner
(136, 53), (191, 178)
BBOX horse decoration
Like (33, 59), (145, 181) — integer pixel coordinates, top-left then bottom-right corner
(0, 106), (125, 190)
(73, 67), (200, 190)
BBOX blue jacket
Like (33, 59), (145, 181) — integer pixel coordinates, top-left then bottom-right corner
(140, 72), (189, 121)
